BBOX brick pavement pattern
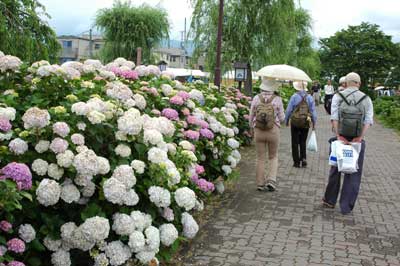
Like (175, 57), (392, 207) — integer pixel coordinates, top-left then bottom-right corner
(182, 106), (400, 266)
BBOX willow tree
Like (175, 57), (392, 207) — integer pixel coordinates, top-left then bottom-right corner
(95, 1), (169, 63)
(190, 0), (319, 92)
(0, 0), (60, 62)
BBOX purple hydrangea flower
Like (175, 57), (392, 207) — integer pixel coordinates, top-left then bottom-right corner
(161, 108), (179, 121)
(1, 162), (32, 190)
(0, 220), (12, 232)
(0, 118), (12, 132)
(7, 238), (25, 253)
(191, 174), (199, 182)
(198, 120), (209, 129)
(169, 95), (184, 105)
(200, 128), (214, 140)
(184, 130), (200, 141)
(8, 261), (26, 266)
(196, 178), (215, 192)
(195, 165), (205, 175)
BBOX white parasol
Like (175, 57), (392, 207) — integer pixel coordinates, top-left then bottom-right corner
(374, 86), (385, 91)
(256, 64), (312, 82)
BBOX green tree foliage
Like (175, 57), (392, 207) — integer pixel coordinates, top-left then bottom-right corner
(95, 1), (170, 63)
(0, 0), (60, 62)
(319, 22), (399, 88)
(190, 0), (320, 91)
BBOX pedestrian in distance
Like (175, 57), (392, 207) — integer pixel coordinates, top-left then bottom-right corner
(324, 79), (335, 115)
(311, 80), (321, 105)
(322, 72), (374, 214)
(249, 78), (285, 192)
(338, 76), (347, 92)
(285, 81), (317, 168)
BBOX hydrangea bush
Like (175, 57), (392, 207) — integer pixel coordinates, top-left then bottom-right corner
(0, 51), (251, 266)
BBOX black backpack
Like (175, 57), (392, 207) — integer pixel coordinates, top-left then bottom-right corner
(338, 90), (368, 138)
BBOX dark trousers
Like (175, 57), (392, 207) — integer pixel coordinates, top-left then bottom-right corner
(324, 94), (334, 115)
(323, 137), (366, 214)
(290, 126), (309, 164)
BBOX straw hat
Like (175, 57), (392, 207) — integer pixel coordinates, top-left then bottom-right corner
(293, 81), (308, 91)
(260, 78), (280, 92)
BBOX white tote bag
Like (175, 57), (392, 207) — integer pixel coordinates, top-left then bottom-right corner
(336, 144), (359, 174)
(307, 130), (318, 152)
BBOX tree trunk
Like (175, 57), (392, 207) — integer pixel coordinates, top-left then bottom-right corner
(245, 62), (253, 96)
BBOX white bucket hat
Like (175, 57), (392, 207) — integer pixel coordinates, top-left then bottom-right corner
(260, 78), (280, 92)
(293, 81), (308, 91)
(345, 72), (361, 84)
(339, 76), (346, 84)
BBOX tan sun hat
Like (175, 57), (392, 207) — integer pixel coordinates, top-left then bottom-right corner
(293, 81), (308, 91)
(260, 78), (280, 92)
(345, 72), (361, 84)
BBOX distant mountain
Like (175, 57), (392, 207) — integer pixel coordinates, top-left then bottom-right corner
(159, 39), (195, 56)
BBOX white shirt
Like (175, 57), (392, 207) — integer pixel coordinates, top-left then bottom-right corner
(324, 85), (335, 95)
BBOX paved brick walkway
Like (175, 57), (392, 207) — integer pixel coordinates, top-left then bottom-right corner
(182, 106), (400, 266)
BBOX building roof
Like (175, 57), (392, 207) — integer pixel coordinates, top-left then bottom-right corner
(154, 47), (187, 56)
(58, 35), (104, 42)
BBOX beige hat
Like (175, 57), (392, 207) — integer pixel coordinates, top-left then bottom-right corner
(260, 78), (280, 91)
(293, 81), (308, 91)
(339, 76), (346, 84)
(345, 72), (361, 84)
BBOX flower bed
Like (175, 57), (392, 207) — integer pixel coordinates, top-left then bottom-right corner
(374, 95), (400, 131)
(0, 52), (251, 266)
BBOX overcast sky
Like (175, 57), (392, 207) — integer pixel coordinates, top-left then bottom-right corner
(40, 0), (400, 42)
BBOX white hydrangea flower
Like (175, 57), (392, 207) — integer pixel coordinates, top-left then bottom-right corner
(32, 158), (49, 176)
(130, 211), (152, 232)
(222, 165), (232, 175)
(227, 138), (240, 149)
(87, 110), (106, 124)
(143, 129), (164, 146)
(43, 236), (62, 251)
(161, 84), (173, 96)
(179, 140), (194, 151)
(231, 149), (241, 160)
(77, 122), (86, 131)
(60, 222), (77, 249)
(9, 138), (28, 155)
(18, 224), (36, 243)
(56, 150), (74, 168)
(144, 226), (160, 251)
(36, 179), (61, 206)
(72, 102), (90, 116)
(94, 253), (109, 266)
(71, 133), (85, 146)
(22, 107), (51, 129)
(62, 66), (81, 80)
(117, 109), (143, 136)
(84, 59), (103, 69)
(161, 207), (175, 222)
(0, 107), (16, 121)
(148, 147), (168, 164)
(51, 250), (71, 266)
(166, 143), (177, 155)
(53, 122), (70, 138)
(103, 178), (126, 204)
(35, 140), (50, 153)
(128, 231), (145, 253)
(112, 213), (135, 236)
(49, 137), (69, 154)
(61, 181), (81, 203)
(73, 149), (99, 176)
(0, 131), (13, 141)
(80, 216), (110, 243)
(181, 212), (199, 239)
(133, 94), (146, 110)
(99, 70), (116, 80)
(136, 251), (157, 264)
(159, 224), (178, 247)
(105, 241), (131, 266)
(148, 186), (171, 208)
(70, 227), (95, 251)
(81, 181), (96, 198)
(106, 81), (133, 101)
(97, 156), (111, 175)
(123, 189), (139, 206)
(226, 128), (235, 137)
(111, 165), (136, 188)
(0, 55), (22, 72)
(167, 167), (181, 187)
(114, 144), (131, 158)
(174, 187), (196, 211)
(130, 160), (145, 174)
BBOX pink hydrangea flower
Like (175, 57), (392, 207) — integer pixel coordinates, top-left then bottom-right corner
(7, 238), (25, 253)
(181, 108), (191, 116)
(195, 165), (205, 175)
(121, 70), (139, 80)
(243, 114), (250, 120)
(196, 178), (215, 192)
(198, 120), (209, 129)
(1, 162), (32, 190)
(200, 128), (214, 140)
(184, 130), (200, 141)
(0, 220), (12, 232)
(177, 91), (190, 101)
(191, 174), (199, 182)
(170, 95), (184, 105)
(8, 261), (25, 266)
(0, 118), (12, 132)
(151, 109), (161, 116)
(186, 115), (198, 125)
(161, 108), (179, 121)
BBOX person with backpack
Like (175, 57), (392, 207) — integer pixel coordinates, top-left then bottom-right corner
(249, 78), (285, 191)
(322, 72), (374, 214)
(285, 81), (317, 168)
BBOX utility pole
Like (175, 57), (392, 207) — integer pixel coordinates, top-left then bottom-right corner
(89, 28), (93, 58)
(214, 0), (224, 90)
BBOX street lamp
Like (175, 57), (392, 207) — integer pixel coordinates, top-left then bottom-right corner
(158, 60), (168, 72)
(233, 62), (248, 90)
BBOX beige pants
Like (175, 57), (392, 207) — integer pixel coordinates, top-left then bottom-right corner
(313, 92), (320, 105)
(254, 126), (280, 186)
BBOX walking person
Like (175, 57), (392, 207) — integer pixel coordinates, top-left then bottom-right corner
(324, 79), (335, 114)
(322, 72), (374, 214)
(285, 81), (317, 168)
(311, 80), (321, 105)
(249, 78), (285, 191)
(338, 76), (347, 92)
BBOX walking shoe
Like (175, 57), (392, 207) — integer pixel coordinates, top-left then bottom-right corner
(293, 163), (300, 168)
(301, 160), (307, 168)
(265, 180), (277, 192)
(322, 200), (335, 209)
(257, 185), (266, 191)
